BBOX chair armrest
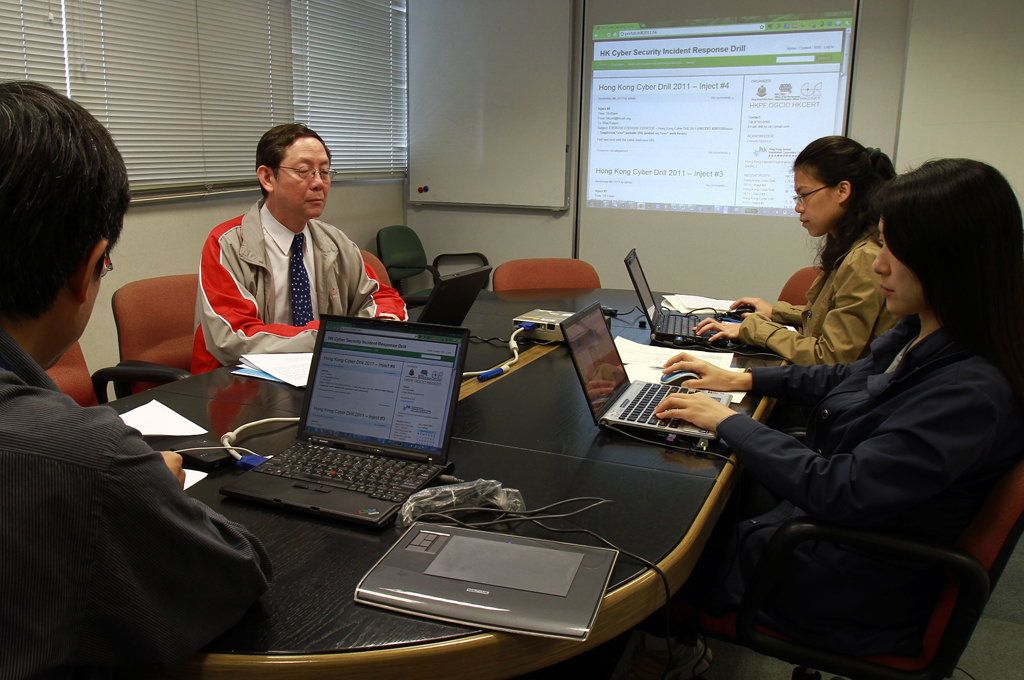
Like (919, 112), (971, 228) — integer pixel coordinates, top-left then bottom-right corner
(426, 263), (442, 286)
(429, 253), (489, 289)
(736, 518), (989, 680)
(432, 252), (489, 269)
(91, 361), (192, 403)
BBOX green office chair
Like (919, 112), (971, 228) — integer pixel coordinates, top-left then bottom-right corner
(376, 225), (488, 306)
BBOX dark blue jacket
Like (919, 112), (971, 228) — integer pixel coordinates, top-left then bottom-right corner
(0, 331), (271, 678)
(714, 317), (1023, 655)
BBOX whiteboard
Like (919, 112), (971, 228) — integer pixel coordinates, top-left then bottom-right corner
(407, 0), (573, 209)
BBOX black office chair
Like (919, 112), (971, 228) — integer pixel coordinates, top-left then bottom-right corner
(698, 455), (1024, 680)
(376, 225), (488, 306)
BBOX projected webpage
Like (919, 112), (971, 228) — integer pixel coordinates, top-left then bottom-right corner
(586, 14), (854, 216)
(306, 327), (460, 453)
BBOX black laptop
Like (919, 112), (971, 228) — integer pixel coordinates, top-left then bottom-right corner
(624, 249), (715, 347)
(415, 265), (491, 326)
(221, 315), (469, 527)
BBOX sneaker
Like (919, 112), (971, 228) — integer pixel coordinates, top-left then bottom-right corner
(620, 631), (713, 680)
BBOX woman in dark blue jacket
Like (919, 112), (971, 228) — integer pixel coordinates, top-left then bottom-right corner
(654, 158), (1024, 656)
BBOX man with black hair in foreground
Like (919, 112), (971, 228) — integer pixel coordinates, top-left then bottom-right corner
(0, 81), (271, 678)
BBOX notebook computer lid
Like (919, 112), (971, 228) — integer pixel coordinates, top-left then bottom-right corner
(560, 302), (632, 425)
(623, 248), (661, 328)
(561, 303), (730, 439)
(416, 265), (492, 326)
(297, 315), (469, 464)
(624, 248), (714, 347)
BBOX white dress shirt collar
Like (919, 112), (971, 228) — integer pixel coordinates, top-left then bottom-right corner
(260, 204), (308, 255)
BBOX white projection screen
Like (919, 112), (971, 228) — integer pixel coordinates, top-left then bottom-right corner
(578, 0), (859, 300)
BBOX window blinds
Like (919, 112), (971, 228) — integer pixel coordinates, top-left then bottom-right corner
(0, 0), (407, 196)
(292, 0), (407, 176)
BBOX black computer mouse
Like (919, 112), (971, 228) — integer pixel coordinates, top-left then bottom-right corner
(731, 303), (756, 315)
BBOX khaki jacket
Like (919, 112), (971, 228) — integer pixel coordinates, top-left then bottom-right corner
(737, 233), (897, 364)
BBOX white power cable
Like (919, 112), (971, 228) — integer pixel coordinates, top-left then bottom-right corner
(220, 416), (300, 459)
(462, 326), (526, 379)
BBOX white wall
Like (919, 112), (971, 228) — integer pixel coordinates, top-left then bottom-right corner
(846, 0), (911, 155)
(79, 180), (405, 371)
(895, 0), (1024, 194)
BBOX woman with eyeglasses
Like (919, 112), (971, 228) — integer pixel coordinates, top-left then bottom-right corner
(653, 158), (1024, 658)
(694, 135), (898, 365)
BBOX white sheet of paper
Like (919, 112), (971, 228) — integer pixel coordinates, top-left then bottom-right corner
(183, 469), (208, 490)
(613, 337), (747, 403)
(239, 353), (312, 388)
(662, 294), (737, 315)
(118, 400), (208, 437)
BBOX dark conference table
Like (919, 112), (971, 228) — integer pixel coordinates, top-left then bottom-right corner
(114, 289), (774, 679)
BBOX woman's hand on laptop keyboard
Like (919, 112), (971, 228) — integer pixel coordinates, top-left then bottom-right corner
(653, 391), (736, 434)
(693, 317), (741, 344)
(662, 352), (753, 393)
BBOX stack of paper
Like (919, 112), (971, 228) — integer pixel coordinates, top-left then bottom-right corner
(663, 294), (736, 315)
(236, 353), (313, 387)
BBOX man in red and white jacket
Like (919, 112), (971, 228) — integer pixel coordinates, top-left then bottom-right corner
(192, 124), (406, 373)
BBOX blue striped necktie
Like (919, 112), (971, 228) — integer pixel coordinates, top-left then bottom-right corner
(289, 233), (314, 326)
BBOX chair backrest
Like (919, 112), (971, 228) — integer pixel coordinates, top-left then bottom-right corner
(361, 250), (392, 287)
(895, 455), (1024, 671)
(46, 342), (97, 407)
(702, 456), (1024, 679)
(959, 456), (1024, 574)
(376, 225), (428, 283)
(777, 266), (821, 306)
(492, 258), (601, 292)
(112, 273), (198, 371)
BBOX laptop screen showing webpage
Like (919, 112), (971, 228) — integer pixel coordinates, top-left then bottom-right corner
(302, 318), (463, 456)
(624, 250), (659, 322)
(562, 304), (630, 420)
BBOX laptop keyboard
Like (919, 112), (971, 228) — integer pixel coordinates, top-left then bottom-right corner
(621, 382), (694, 428)
(659, 313), (699, 336)
(256, 443), (440, 503)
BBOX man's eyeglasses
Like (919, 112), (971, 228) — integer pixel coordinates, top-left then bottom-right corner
(792, 185), (830, 206)
(279, 166), (335, 183)
(99, 252), (113, 278)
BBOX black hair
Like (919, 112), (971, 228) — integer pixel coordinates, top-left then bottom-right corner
(877, 158), (1024, 401)
(255, 123), (331, 197)
(0, 81), (129, 319)
(794, 136), (896, 275)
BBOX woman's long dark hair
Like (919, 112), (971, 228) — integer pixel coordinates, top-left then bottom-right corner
(794, 136), (896, 275)
(878, 158), (1024, 401)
